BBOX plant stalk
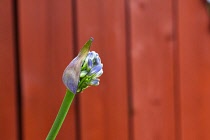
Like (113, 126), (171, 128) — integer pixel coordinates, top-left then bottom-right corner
(46, 89), (75, 140)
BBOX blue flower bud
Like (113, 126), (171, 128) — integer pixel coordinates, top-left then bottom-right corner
(63, 37), (103, 94)
(77, 50), (103, 93)
(87, 59), (93, 70)
(88, 64), (103, 76)
(95, 56), (101, 65)
(88, 51), (95, 61)
(90, 79), (100, 86)
(83, 53), (91, 65)
(94, 69), (103, 78)
(62, 37), (93, 94)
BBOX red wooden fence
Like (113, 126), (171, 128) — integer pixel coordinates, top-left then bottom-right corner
(1, 0), (210, 140)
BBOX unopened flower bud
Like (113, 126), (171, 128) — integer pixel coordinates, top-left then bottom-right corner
(90, 79), (100, 86)
(62, 38), (93, 94)
(88, 64), (103, 76)
(62, 37), (103, 94)
(80, 70), (88, 78)
(87, 59), (93, 70)
(77, 51), (103, 93)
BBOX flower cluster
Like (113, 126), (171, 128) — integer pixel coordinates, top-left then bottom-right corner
(77, 51), (103, 93)
(62, 38), (103, 94)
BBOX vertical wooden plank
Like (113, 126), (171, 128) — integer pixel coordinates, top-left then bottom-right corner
(0, 0), (18, 139)
(178, 1), (210, 140)
(18, 0), (76, 139)
(76, 0), (129, 140)
(129, 0), (176, 139)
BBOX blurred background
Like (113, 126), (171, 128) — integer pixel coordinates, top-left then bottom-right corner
(1, 0), (210, 140)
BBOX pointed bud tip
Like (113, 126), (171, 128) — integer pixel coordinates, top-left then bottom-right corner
(90, 37), (94, 42)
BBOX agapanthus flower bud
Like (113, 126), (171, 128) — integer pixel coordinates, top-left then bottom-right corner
(87, 59), (93, 70)
(62, 37), (103, 94)
(88, 64), (103, 76)
(76, 51), (103, 93)
(62, 38), (93, 94)
(90, 79), (100, 86)
(80, 70), (88, 78)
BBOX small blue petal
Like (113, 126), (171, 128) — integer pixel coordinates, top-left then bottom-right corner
(88, 52), (95, 60)
(90, 79), (100, 86)
(95, 69), (103, 78)
(87, 59), (93, 69)
(95, 56), (101, 65)
(88, 64), (103, 76)
(86, 52), (92, 59)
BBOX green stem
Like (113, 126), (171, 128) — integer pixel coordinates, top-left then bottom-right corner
(46, 89), (75, 140)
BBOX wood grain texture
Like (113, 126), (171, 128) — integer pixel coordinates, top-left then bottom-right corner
(178, 1), (210, 140)
(129, 0), (176, 139)
(3, 0), (210, 139)
(0, 0), (18, 139)
(18, 0), (76, 139)
(76, 0), (129, 140)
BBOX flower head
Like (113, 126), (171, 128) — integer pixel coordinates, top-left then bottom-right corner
(77, 51), (103, 93)
(62, 38), (103, 94)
